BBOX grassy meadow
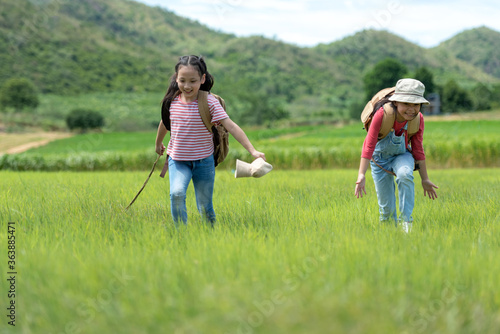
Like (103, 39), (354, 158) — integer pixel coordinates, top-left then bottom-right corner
(1, 168), (499, 333)
(2, 2), (500, 332)
(2, 119), (500, 171)
(1, 116), (500, 333)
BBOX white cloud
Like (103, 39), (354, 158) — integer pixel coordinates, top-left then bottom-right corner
(135, 0), (500, 47)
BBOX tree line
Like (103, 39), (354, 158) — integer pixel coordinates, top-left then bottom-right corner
(360, 58), (500, 115)
(1, 58), (500, 131)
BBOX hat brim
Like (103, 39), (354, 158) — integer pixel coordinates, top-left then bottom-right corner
(389, 94), (429, 105)
(235, 159), (252, 178)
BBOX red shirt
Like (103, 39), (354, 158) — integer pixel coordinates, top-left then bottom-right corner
(361, 107), (425, 161)
(167, 94), (228, 160)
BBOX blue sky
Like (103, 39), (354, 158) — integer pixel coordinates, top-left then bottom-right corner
(135, 0), (500, 47)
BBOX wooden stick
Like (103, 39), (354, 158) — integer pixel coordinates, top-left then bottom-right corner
(125, 154), (162, 210)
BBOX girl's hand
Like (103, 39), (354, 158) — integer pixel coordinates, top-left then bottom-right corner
(156, 144), (166, 156)
(422, 179), (438, 200)
(355, 174), (367, 198)
(250, 150), (266, 161)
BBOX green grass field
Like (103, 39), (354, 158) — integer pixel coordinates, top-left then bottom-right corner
(1, 168), (499, 334)
(2, 120), (500, 171)
(1, 118), (499, 333)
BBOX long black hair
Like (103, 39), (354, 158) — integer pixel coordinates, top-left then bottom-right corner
(161, 55), (215, 130)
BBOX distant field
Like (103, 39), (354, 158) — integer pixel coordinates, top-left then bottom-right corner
(1, 113), (499, 333)
(2, 119), (499, 171)
(36, 92), (164, 131)
(16, 90), (500, 132)
(1, 169), (498, 333)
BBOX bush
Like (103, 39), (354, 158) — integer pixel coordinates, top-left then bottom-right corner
(363, 58), (408, 100)
(66, 109), (105, 131)
(441, 80), (473, 113)
(0, 78), (39, 112)
(471, 83), (492, 111)
(414, 66), (436, 94)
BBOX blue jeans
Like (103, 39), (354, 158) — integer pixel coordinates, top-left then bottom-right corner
(168, 155), (216, 227)
(371, 127), (415, 225)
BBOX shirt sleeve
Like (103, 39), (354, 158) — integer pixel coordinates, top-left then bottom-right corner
(208, 94), (229, 123)
(410, 113), (426, 161)
(361, 108), (384, 160)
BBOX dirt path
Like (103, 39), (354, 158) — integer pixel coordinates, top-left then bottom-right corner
(0, 132), (73, 154)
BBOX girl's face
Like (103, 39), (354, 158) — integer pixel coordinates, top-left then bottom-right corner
(395, 102), (420, 122)
(176, 65), (205, 102)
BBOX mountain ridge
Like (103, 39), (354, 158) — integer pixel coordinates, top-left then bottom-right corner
(1, 0), (499, 123)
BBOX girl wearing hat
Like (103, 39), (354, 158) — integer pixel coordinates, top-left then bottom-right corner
(354, 78), (438, 233)
(155, 55), (266, 227)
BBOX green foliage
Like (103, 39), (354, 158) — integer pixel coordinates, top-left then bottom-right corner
(1, 0), (500, 126)
(471, 83), (493, 111)
(0, 0), (232, 94)
(234, 91), (289, 125)
(438, 27), (500, 79)
(441, 80), (473, 113)
(414, 66), (436, 94)
(212, 36), (345, 124)
(491, 84), (500, 109)
(348, 99), (366, 120)
(0, 77), (39, 112)
(315, 30), (425, 78)
(36, 92), (162, 132)
(363, 58), (408, 100)
(66, 109), (105, 131)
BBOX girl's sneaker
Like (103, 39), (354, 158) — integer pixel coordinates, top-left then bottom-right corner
(401, 222), (412, 233)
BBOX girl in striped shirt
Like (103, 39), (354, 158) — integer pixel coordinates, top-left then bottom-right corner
(155, 55), (266, 227)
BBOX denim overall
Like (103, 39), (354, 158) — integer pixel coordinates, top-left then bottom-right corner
(370, 123), (415, 225)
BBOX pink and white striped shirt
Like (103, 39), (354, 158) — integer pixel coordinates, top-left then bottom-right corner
(167, 94), (228, 161)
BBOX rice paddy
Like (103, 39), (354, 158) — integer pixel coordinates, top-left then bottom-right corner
(1, 167), (499, 333)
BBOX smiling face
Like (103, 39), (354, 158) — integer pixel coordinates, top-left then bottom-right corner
(176, 65), (206, 102)
(394, 101), (421, 122)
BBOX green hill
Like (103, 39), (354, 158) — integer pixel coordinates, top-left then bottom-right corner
(1, 0), (499, 127)
(0, 0), (235, 94)
(435, 26), (500, 79)
(315, 29), (499, 88)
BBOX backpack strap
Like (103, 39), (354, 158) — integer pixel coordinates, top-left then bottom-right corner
(371, 158), (396, 176)
(379, 103), (421, 139)
(379, 103), (396, 139)
(159, 156), (169, 178)
(197, 90), (214, 133)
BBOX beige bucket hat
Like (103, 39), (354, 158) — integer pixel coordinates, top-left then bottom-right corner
(235, 158), (273, 178)
(388, 78), (430, 105)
